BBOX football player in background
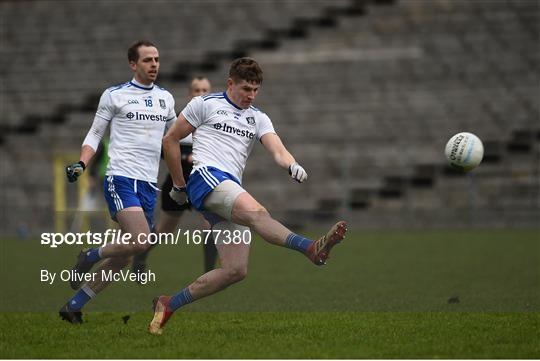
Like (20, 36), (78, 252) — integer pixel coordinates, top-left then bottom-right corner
(149, 57), (347, 335)
(131, 76), (218, 276)
(60, 40), (176, 324)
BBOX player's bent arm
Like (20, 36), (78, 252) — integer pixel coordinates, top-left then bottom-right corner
(261, 133), (308, 183)
(163, 113), (195, 187)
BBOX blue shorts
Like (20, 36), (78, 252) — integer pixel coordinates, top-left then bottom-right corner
(187, 166), (241, 211)
(103, 175), (158, 230)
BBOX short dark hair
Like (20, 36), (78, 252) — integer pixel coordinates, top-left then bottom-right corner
(229, 57), (263, 84)
(127, 40), (156, 63)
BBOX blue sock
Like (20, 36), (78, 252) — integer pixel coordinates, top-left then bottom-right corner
(284, 233), (313, 253)
(85, 248), (101, 262)
(68, 288), (92, 311)
(169, 287), (194, 311)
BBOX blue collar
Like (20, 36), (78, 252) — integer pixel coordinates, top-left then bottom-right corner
(223, 91), (243, 111)
(130, 79), (154, 90)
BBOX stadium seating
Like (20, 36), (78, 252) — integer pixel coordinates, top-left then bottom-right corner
(1, 0), (538, 234)
(246, 0), (539, 227)
(1, 0), (350, 127)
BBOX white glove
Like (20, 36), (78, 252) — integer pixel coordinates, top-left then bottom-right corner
(288, 162), (308, 183)
(169, 185), (188, 205)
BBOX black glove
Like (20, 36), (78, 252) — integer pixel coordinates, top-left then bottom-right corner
(66, 161), (86, 183)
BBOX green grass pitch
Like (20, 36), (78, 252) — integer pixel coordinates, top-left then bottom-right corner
(0, 229), (538, 358)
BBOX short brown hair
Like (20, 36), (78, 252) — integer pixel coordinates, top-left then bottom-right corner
(229, 57), (263, 84)
(127, 40), (156, 62)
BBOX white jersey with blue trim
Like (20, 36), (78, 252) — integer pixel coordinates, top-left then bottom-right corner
(95, 79), (176, 182)
(181, 91), (276, 182)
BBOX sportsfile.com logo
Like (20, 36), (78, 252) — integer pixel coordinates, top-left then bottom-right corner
(213, 123), (255, 139)
(126, 112), (168, 122)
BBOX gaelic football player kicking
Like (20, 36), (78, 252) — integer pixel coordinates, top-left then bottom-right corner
(131, 76), (218, 277)
(149, 57), (347, 335)
(60, 40), (176, 324)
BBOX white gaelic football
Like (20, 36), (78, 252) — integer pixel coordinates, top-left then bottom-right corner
(445, 132), (484, 171)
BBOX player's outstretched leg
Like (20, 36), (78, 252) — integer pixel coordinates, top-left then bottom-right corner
(230, 192), (348, 265)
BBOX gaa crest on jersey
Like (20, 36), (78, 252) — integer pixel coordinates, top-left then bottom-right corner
(159, 99), (166, 109)
(246, 117), (255, 125)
